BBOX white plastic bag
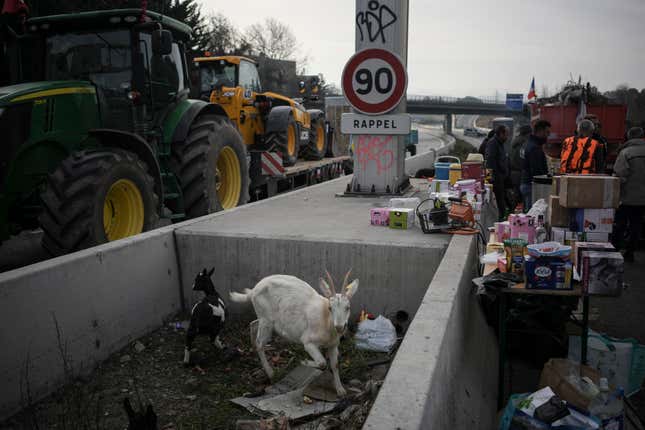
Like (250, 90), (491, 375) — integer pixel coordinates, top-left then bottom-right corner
(355, 316), (397, 352)
(527, 198), (548, 219)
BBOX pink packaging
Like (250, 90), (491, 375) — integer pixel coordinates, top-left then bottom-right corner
(370, 208), (390, 226)
(495, 221), (511, 241)
(509, 214), (536, 244)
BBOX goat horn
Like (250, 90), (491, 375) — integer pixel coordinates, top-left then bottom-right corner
(342, 268), (353, 289)
(324, 269), (336, 294)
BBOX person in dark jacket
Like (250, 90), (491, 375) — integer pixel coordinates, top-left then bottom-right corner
(479, 129), (495, 157)
(486, 125), (510, 220)
(612, 127), (645, 262)
(520, 120), (551, 211)
(509, 125), (531, 209)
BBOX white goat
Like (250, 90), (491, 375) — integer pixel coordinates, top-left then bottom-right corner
(230, 270), (358, 396)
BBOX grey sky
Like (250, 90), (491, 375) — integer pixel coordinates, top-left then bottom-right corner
(199, 0), (645, 97)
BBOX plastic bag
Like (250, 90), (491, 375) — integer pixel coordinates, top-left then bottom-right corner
(355, 316), (397, 352)
(527, 198), (548, 219)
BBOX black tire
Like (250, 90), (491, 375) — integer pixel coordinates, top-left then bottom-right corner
(271, 116), (299, 167)
(40, 149), (159, 256)
(170, 115), (249, 218)
(302, 116), (326, 160)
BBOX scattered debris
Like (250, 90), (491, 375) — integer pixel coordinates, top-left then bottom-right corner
(120, 354), (132, 363)
(134, 341), (146, 353)
(236, 415), (290, 430)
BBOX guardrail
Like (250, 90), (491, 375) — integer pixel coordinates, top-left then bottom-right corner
(408, 94), (508, 105)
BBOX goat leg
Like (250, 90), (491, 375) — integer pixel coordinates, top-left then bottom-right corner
(184, 324), (197, 366)
(328, 345), (346, 396)
(302, 343), (327, 370)
(254, 320), (275, 379)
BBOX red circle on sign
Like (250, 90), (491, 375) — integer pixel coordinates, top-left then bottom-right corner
(342, 48), (407, 115)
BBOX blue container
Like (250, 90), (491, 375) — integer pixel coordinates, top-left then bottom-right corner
(434, 156), (460, 180)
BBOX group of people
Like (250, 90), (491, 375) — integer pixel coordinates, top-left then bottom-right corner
(478, 118), (645, 262)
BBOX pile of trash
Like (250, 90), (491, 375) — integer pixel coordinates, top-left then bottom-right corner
(539, 79), (611, 106)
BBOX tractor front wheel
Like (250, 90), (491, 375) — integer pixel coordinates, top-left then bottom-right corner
(302, 117), (326, 161)
(40, 149), (159, 256)
(272, 116), (299, 167)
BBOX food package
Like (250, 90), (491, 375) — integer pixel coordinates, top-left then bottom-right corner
(582, 251), (624, 296)
(389, 197), (421, 210)
(559, 175), (620, 208)
(547, 195), (570, 227)
(573, 242), (615, 272)
(573, 208), (615, 233)
(496, 221), (511, 241)
(486, 242), (504, 255)
(509, 213), (536, 244)
(370, 208), (390, 226)
(428, 179), (450, 194)
(504, 238), (528, 276)
(524, 255), (573, 290)
(389, 208), (415, 230)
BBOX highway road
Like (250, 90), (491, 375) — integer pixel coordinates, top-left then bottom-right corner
(454, 114), (486, 149)
(415, 123), (448, 155)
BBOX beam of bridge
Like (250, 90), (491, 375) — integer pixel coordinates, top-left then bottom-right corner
(407, 95), (527, 117)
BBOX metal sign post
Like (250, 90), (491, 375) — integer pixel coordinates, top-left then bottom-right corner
(342, 0), (410, 195)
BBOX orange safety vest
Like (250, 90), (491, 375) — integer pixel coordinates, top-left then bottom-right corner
(560, 136), (600, 174)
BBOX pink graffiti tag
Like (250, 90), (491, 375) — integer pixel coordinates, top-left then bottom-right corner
(356, 135), (395, 175)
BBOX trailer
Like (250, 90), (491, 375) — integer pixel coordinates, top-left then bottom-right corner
(248, 152), (350, 201)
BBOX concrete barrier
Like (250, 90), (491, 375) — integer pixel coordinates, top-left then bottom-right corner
(364, 234), (498, 430)
(0, 226), (184, 419)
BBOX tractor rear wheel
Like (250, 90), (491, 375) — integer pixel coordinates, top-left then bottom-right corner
(170, 115), (249, 217)
(40, 149), (159, 256)
(272, 116), (299, 167)
(302, 117), (326, 161)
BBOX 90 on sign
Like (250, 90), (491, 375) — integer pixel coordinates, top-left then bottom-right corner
(342, 48), (407, 115)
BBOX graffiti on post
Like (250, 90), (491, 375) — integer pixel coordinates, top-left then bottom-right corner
(356, 0), (397, 44)
(356, 135), (395, 175)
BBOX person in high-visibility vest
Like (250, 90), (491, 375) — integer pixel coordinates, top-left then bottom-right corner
(560, 119), (604, 174)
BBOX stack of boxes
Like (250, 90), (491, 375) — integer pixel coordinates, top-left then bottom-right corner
(547, 175), (623, 296)
(370, 198), (419, 230)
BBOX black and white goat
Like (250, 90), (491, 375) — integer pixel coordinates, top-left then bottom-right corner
(183, 268), (227, 365)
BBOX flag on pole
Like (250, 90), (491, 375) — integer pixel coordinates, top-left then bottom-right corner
(528, 77), (536, 100)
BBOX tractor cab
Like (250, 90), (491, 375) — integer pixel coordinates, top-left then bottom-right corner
(194, 55), (262, 100)
(2, 9), (192, 132)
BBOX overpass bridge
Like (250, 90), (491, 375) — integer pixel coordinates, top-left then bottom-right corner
(407, 95), (528, 133)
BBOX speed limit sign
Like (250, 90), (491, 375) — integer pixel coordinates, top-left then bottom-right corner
(341, 48), (407, 115)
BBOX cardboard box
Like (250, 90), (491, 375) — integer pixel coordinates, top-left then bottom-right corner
(551, 176), (562, 197)
(389, 208), (415, 229)
(573, 242), (615, 271)
(370, 208), (390, 226)
(582, 251), (624, 296)
(551, 228), (610, 246)
(559, 175), (620, 208)
(389, 197), (421, 210)
(509, 213), (536, 243)
(573, 208), (615, 233)
(547, 195), (570, 227)
(525, 256), (573, 290)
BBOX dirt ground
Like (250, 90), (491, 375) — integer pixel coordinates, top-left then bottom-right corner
(1, 317), (392, 430)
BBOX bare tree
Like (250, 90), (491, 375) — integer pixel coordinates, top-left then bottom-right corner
(244, 18), (297, 60)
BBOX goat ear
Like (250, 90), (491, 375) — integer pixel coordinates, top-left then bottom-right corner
(344, 279), (359, 299)
(208, 267), (215, 277)
(318, 278), (333, 298)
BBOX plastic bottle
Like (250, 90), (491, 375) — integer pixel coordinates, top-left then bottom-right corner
(535, 215), (547, 244)
(588, 378), (624, 430)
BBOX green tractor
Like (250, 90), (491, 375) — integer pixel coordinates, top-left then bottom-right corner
(0, 9), (248, 255)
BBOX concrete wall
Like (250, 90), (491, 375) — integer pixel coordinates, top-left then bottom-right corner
(176, 233), (446, 321)
(363, 235), (498, 430)
(0, 227), (184, 420)
(404, 134), (456, 177)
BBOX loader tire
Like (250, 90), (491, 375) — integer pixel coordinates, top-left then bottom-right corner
(170, 115), (249, 217)
(272, 116), (299, 167)
(40, 149), (159, 256)
(302, 117), (326, 161)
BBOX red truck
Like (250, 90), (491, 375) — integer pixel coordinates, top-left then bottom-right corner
(530, 103), (627, 170)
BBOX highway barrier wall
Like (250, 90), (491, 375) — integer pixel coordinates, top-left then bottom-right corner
(363, 234), (498, 429)
(405, 133), (456, 177)
(0, 226), (184, 419)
